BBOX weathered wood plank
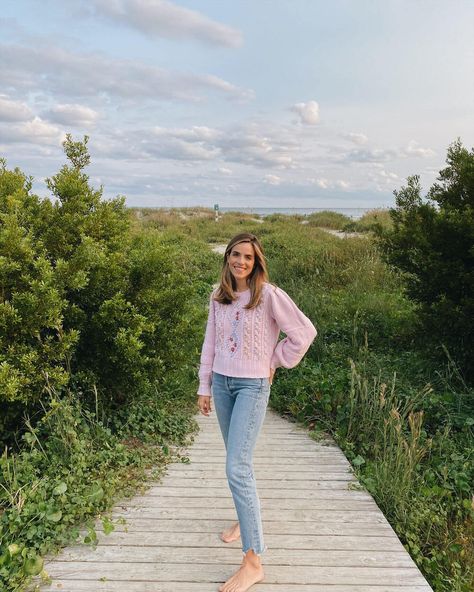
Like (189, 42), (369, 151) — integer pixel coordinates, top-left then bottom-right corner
(183, 454), (350, 463)
(43, 562), (432, 587)
(124, 496), (379, 511)
(73, 531), (404, 551)
(140, 486), (373, 500)
(144, 478), (361, 490)
(56, 545), (415, 567)
(112, 507), (388, 523)
(167, 462), (353, 471)
(39, 581), (433, 592)
(155, 469), (356, 480)
(181, 445), (349, 462)
(92, 518), (399, 537)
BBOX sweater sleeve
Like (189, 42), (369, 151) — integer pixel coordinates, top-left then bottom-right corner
(197, 290), (216, 396)
(268, 286), (317, 371)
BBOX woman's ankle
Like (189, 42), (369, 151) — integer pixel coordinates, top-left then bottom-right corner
(243, 549), (262, 566)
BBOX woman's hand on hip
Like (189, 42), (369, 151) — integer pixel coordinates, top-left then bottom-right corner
(197, 395), (212, 416)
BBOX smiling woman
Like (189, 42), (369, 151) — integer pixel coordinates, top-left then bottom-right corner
(196, 231), (317, 592)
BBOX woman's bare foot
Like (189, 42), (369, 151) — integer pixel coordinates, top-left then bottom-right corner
(220, 521), (240, 543)
(218, 550), (264, 592)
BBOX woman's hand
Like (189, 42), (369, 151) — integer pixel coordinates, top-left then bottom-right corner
(197, 395), (212, 416)
(269, 368), (276, 385)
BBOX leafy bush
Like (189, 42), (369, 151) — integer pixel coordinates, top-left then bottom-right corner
(0, 136), (207, 444)
(306, 210), (351, 229)
(376, 139), (474, 380)
(345, 208), (393, 233)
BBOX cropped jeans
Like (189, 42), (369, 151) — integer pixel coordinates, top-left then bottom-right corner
(211, 371), (271, 557)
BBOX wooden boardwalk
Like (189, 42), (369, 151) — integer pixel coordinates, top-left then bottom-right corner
(38, 407), (433, 591)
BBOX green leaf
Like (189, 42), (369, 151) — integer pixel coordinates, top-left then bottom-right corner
(53, 482), (68, 495)
(46, 510), (63, 522)
(84, 483), (104, 503)
(352, 455), (365, 467)
(102, 517), (115, 536)
(24, 555), (44, 576)
(8, 543), (21, 557)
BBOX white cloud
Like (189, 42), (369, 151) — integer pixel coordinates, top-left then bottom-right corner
(218, 127), (294, 168)
(291, 100), (320, 125)
(91, 0), (243, 47)
(0, 95), (33, 122)
(43, 103), (100, 127)
(344, 147), (398, 163)
(218, 167), (232, 175)
(344, 132), (368, 145)
(263, 174), (281, 185)
(404, 140), (435, 158)
(94, 123), (295, 168)
(0, 116), (65, 145)
(312, 178), (329, 189)
(152, 125), (220, 142)
(308, 177), (348, 190)
(378, 169), (399, 180)
(0, 43), (253, 104)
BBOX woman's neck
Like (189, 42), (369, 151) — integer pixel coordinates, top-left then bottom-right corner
(235, 281), (249, 292)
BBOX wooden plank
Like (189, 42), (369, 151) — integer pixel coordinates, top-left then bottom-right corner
(75, 531), (405, 551)
(154, 469), (356, 480)
(137, 486), (373, 500)
(182, 454), (350, 463)
(124, 496), (379, 511)
(39, 581), (433, 592)
(56, 545), (415, 567)
(167, 458), (352, 473)
(171, 452), (351, 460)
(145, 478), (361, 489)
(43, 562), (432, 587)
(91, 519), (399, 537)
(112, 507), (388, 523)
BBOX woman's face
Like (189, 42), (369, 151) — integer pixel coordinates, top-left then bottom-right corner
(227, 241), (255, 285)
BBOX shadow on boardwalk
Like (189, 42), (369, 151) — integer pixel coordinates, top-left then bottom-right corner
(36, 407), (433, 591)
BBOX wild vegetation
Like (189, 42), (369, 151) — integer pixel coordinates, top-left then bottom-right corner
(0, 137), (472, 591)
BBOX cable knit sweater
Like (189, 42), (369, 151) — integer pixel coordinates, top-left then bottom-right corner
(197, 282), (317, 396)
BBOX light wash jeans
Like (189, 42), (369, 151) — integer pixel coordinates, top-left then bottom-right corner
(211, 371), (271, 556)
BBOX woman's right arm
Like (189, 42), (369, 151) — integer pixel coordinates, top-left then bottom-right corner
(197, 290), (216, 396)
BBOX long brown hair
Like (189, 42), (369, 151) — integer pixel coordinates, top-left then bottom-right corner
(214, 233), (270, 309)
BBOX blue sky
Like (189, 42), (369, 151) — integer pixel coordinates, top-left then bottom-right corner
(1, 0), (473, 208)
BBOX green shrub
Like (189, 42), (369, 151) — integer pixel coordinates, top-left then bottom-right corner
(346, 208), (393, 233)
(376, 139), (474, 380)
(306, 210), (352, 229)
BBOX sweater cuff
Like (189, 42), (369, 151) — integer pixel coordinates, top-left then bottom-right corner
(197, 377), (212, 397)
(270, 352), (280, 371)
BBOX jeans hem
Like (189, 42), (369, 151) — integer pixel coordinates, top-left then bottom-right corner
(242, 543), (267, 556)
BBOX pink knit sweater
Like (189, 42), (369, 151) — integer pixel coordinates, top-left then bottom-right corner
(197, 282), (317, 396)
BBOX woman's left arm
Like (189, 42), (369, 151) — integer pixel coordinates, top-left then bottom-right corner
(268, 286), (317, 371)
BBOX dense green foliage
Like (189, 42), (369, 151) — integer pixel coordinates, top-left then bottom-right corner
(0, 137), (209, 590)
(0, 136), (207, 440)
(376, 139), (474, 379)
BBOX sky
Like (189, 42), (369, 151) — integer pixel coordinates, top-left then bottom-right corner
(1, 0), (473, 209)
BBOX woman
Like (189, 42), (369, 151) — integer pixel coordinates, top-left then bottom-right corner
(197, 232), (317, 592)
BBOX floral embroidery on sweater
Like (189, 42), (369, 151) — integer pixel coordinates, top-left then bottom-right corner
(252, 298), (264, 358)
(228, 305), (241, 357)
(215, 303), (226, 353)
